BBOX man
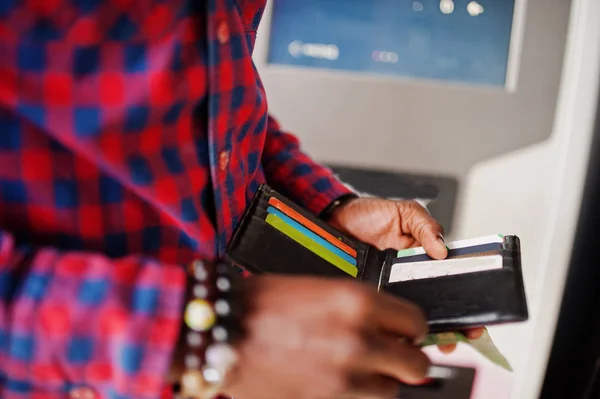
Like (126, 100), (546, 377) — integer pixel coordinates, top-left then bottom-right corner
(0, 1), (478, 398)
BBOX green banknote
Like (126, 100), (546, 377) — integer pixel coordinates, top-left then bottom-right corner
(422, 328), (513, 372)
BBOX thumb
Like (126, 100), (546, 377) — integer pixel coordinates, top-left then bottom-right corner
(399, 202), (447, 260)
(420, 226), (448, 260)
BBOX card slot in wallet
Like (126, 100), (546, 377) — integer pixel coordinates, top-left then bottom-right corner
(250, 206), (359, 271)
(392, 243), (503, 265)
(264, 206), (358, 267)
(227, 214), (359, 279)
(255, 193), (359, 258)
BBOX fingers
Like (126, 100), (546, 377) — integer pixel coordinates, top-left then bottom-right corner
(437, 344), (457, 354)
(437, 328), (485, 354)
(370, 292), (428, 342)
(361, 334), (431, 385)
(397, 202), (447, 260)
(465, 328), (485, 340)
(336, 284), (428, 342)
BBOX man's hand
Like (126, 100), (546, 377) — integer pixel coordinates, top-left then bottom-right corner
(327, 197), (447, 257)
(326, 197), (484, 353)
(223, 276), (431, 399)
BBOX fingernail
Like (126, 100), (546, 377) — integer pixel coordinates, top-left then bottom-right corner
(414, 377), (434, 386)
(437, 233), (445, 244)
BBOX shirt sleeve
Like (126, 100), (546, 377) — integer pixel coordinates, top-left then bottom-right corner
(0, 230), (186, 399)
(261, 114), (355, 215)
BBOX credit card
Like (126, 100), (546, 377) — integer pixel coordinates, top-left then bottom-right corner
(268, 197), (357, 258)
(265, 214), (358, 277)
(393, 242), (502, 265)
(267, 206), (357, 266)
(389, 255), (503, 283)
(396, 234), (505, 258)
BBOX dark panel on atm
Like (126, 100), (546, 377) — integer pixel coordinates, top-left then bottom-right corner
(327, 165), (458, 234)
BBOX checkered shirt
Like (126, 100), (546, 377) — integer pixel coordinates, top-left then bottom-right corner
(0, 1), (352, 397)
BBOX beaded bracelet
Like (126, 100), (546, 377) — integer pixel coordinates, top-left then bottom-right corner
(173, 260), (243, 399)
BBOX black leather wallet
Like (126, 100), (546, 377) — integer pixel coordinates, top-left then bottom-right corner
(226, 184), (529, 333)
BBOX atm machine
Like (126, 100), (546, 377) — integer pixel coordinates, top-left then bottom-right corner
(253, 0), (600, 398)
(255, 0), (570, 235)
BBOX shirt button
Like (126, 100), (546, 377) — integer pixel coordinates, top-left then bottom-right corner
(69, 387), (97, 399)
(217, 21), (230, 44)
(219, 150), (230, 172)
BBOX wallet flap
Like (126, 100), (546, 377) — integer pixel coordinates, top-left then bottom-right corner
(380, 235), (528, 332)
(227, 184), (382, 280)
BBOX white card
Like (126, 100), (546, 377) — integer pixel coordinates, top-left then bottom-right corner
(388, 255), (503, 283)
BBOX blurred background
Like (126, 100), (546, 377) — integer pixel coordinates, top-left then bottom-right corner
(252, 0), (600, 398)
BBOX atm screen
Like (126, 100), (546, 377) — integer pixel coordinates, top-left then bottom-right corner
(267, 0), (516, 87)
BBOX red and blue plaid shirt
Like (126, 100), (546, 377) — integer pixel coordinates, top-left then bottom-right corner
(0, 1), (352, 398)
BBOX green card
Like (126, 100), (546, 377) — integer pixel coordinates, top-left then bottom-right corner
(265, 213), (358, 277)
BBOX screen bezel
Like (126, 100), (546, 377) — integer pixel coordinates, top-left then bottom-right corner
(253, 0), (528, 92)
